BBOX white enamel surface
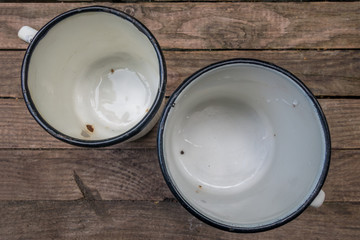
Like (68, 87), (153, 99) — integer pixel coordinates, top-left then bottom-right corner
(126, 98), (166, 142)
(27, 12), (160, 140)
(18, 26), (38, 43)
(163, 63), (326, 228)
(310, 189), (325, 208)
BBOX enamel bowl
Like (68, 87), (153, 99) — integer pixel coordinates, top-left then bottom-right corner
(158, 59), (330, 232)
(20, 6), (166, 147)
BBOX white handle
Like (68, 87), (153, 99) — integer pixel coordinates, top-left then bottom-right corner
(18, 26), (38, 43)
(310, 189), (325, 208)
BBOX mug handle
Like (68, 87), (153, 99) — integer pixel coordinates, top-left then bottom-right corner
(18, 26), (38, 43)
(310, 189), (325, 208)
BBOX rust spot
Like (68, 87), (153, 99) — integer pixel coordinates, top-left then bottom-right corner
(180, 150), (184, 155)
(111, 68), (114, 73)
(86, 124), (94, 132)
(198, 185), (202, 189)
(146, 108), (149, 113)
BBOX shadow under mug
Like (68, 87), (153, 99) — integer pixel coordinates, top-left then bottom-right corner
(18, 6), (166, 147)
(158, 59), (331, 232)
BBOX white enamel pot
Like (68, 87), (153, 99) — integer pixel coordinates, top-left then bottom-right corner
(19, 6), (166, 147)
(157, 59), (330, 232)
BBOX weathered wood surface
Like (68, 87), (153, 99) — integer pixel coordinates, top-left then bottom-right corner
(1, 0), (344, 2)
(0, 1), (359, 239)
(0, 149), (358, 202)
(1, 99), (359, 149)
(0, 2), (359, 49)
(0, 201), (358, 240)
(320, 99), (360, 150)
(0, 149), (172, 201)
(0, 99), (157, 149)
(2, 50), (360, 98)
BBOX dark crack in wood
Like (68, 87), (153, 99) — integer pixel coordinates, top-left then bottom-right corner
(73, 171), (112, 221)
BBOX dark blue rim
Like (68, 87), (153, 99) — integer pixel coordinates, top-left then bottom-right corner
(21, 6), (166, 147)
(157, 58), (331, 233)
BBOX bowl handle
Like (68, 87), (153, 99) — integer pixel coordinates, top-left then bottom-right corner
(310, 189), (325, 208)
(18, 26), (38, 43)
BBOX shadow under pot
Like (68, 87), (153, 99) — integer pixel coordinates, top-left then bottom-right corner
(157, 59), (330, 232)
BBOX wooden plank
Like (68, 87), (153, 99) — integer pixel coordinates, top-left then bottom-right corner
(0, 201), (358, 239)
(1, 0), (342, 2)
(0, 149), (358, 201)
(319, 99), (360, 150)
(324, 150), (360, 203)
(1, 2), (359, 49)
(0, 149), (173, 201)
(0, 99), (358, 149)
(61, 0), (360, 1)
(2, 50), (360, 98)
(0, 99), (157, 149)
(165, 50), (360, 97)
(0, 51), (22, 98)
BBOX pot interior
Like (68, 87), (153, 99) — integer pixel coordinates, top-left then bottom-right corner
(161, 62), (327, 229)
(27, 10), (160, 140)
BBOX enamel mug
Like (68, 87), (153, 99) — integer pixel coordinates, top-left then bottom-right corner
(158, 59), (330, 232)
(18, 6), (166, 147)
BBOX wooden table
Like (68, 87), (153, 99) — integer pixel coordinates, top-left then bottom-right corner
(0, 1), (359, 239)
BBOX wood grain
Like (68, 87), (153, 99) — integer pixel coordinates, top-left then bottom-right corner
(1, 2), (359, 49)
(319, 99), (360, 150)
(165, 50), (360, 97)
(3, 0), (343, 2)
(0, 149), (172, 201)
(0, 201), (358, 239)
(324, 150), (360, 203)
(0, 99), (359, 149)
(2, 50), (360, 98)
(0, 51), (22, 98)
(0, 148), (357, 201)
(0, 1), (358, 239)
(0, 99), (157, 149)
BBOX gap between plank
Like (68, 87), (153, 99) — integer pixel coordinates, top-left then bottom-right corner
(3, 96), (360, 100)
(2, 0), (360, 3)
(2, 48), (360, 52)
(0, 147), (359, 151)
(0, 199), (357, 204)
